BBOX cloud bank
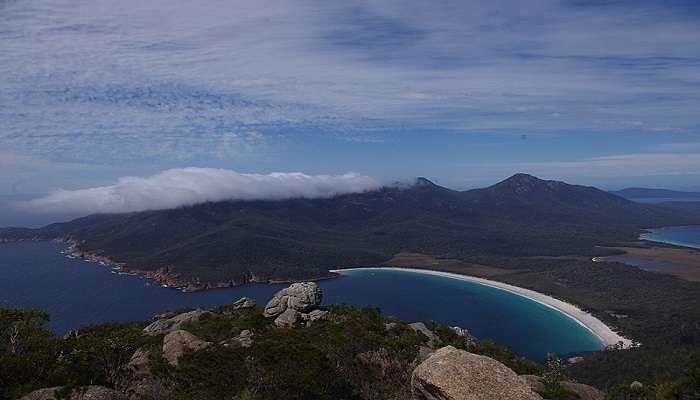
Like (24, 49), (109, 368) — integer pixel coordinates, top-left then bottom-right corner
(21, 168), (380, 214)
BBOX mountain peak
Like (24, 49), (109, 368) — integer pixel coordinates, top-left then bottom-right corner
(414, 177), (438, 187)
(503, 173), (543, 184)
(490, 173), (554, 194)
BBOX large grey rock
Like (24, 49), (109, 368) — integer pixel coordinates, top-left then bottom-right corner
(274, 308), (302, 328)
(264, 282), (322, 317)
(143, 309), (210, 336)
(20, 386), (127, 400)
(232, 297), (256, 309)
(162, 330), (211, 366)
(412, 346), (542, 400)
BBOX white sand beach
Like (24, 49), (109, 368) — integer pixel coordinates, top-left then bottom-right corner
(330, 267), (633, 349)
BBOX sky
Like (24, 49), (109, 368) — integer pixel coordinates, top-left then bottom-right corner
(1, 0), (700, 224)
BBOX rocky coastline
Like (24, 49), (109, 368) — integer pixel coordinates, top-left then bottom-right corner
(42, 237), (338, 292)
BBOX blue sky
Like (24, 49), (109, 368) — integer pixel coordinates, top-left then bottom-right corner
(1, 0), (700, 213)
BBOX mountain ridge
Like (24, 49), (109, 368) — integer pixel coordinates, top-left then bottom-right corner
(2, 173), (699, 289)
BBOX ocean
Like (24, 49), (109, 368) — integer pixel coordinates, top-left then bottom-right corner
(0, 241), (604, 362)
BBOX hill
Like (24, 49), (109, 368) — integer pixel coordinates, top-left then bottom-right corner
(2, 174), (699, 289)
(613, 187), (700, 200)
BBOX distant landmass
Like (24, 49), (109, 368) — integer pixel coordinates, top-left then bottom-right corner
(613, 187), (700, 199)
(2, 173), (699, 290)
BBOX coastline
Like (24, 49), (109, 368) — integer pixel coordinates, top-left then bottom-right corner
(331, 266), (634, 349)
(640, 226), (700, 250)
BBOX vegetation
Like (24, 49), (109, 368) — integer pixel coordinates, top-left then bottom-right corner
(0, 304), (544, 400)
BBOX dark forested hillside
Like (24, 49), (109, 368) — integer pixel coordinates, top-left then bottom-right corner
(2, 174), (699, 288)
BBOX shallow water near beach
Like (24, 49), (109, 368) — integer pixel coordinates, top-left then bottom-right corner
(641, 226), (700, 249)
(0, 241), (604, 362)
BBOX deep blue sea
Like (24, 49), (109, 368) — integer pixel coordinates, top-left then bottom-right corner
(641, 226), (700, 249)
(0, 241), (604, 362)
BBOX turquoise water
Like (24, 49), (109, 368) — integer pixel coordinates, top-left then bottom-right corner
(0, 241), (604, 362)
(641, 226), (700, 249)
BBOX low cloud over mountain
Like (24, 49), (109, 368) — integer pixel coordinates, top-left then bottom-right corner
(20, 168), (380, 214)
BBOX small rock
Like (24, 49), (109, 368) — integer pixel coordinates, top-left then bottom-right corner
(274, 308), (301, 328)
(232, 297), (256, 309)
(162, 330), (211, 366)
(62, 329), (80, 340)
(451, 326), (477, 346)
(151, 311), (176, 321)
(143, 309), (210, 336)
(20, 386), (127, 400)
(128, 348), (151, 377)
(236, 329), (254, 347)
(301, 309), (330, 323)
(412, 346), (542, 400)
(567, 356), (585, 364)
(264, 282), (322, 317)
(630, 381), (643, 390)
(221, 329), (254, 348)
(560, 381), (605, 400)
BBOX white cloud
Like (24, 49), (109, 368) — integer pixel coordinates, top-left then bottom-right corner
(20, 168), (380, 214)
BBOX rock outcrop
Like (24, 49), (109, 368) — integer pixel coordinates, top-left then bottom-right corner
(232, 297), (256, 309)
(143, 309), (210, 336)
(20, 386), (127, 400)
(162, 330), (211, 366)
(264, 282), (322, 317)
(263, 282), (327, 328)
(412, 346), (542, 400)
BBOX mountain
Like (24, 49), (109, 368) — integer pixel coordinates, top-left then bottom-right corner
(613, 187), (700, 199)
(2, 174), (699, 289)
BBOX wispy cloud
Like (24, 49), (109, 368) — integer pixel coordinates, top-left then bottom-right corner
(1, 0), (699, 163)
(20, 168), (380, 214)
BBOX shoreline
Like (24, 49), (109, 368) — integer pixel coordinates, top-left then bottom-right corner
(331, 267), (634, 349)
(639, 226), (700, 251)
